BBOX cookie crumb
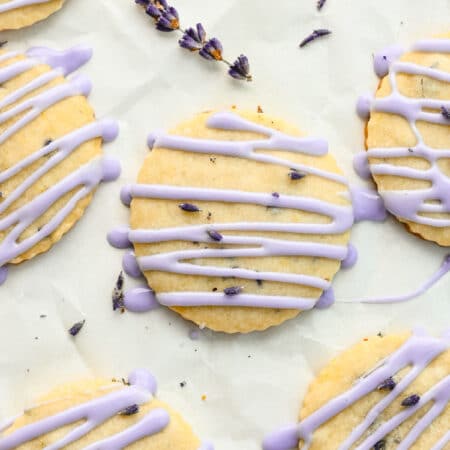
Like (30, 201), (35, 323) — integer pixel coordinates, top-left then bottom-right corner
(257, 105), (263, 113)
(201, 394), (207, 401)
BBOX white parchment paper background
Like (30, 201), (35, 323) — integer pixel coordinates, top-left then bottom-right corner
(0, 0), (449, 448)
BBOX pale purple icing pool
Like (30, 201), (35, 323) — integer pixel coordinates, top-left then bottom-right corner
(0, 369), (212, 450)
(108, 112), (355, 312)
(355, 38), (450, 228)
(263, 329), (450, 450)
(0, 46), (120, 285)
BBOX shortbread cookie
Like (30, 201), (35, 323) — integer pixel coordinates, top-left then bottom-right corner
(109, 110), (353, 333)
(357, 34), (450, 246)
(0, 45), (120, 284)
(0, 0), (63, 30)
(0, 369), (211, 449)
(263, 329), (450, 449)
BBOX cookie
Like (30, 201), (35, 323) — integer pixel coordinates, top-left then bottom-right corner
(109, 109), (353, 333)
(356, 34), (450, 246)
(0, 45), (120, 284)
(0, 369), (212, 449)
(263, 329), (450, 449)
(0, 0), (63, 31)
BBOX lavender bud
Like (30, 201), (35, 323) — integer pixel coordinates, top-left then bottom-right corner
(69, 320), (85, 337)
(299, 29), (332, 48)
(377, 377), (396, 391)
(156, 6), (179, 32)
(135, 0), (150, 6)
(401, 394), (420, 407)
(207, 230), (223, 241)
(199, 37), (223, 61)
(145, 4), (162, 19)
(272, 192), (280, 198)
(224, 286), (243, 296)
(179, 23), (206, 51)
(120, 404), (139, 415)
(228, 54), (252, 81)
(373, 441), (386, 450)
(179, 203), (201, 212)
(441, 106), (450, 120)
(317, 0), (327, 10)
(289, 169), (306, 180)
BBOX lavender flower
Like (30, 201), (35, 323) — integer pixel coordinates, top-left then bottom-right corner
(401, 394), (420, 407)
(179, 203), (201, 212)
(289, 169), (306, 180)
(299, 29), (332, 48)
(317, 0), (327, 10)
(134, 0), (251, 81)
(441, 106), (450, 120)
(120, 404), (140, 415)
(228, 55), (252, 81)
(179, 23), (206, 51)
(224, 286), (243, 296)
(69, 320), (85, 337)
(199, 37), (223, 61)
(377, 377), (396, 391)
(207, 230), (223, 242)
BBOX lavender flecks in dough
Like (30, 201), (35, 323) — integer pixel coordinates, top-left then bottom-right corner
(179, 202), (201, 212)
(263, 329), (450, 450)
(0, 46), (120, 284)
(224, 286), (243, 296)
(299, 29), (331, 48)
(108, 112), (354, 312)
(68, 320), (85, 337)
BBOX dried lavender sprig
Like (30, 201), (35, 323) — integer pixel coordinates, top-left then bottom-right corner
(134, 1), (251, 81)
(441, 106), (450, 120)
(317, 0), (327, 10)
(299, 29), (332, 48)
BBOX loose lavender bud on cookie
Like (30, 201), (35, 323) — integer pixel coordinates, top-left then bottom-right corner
(207, 230), (223, 241)
(179, 203), (201, 212)
(289, 169), (306, 180)
(299, 29), (332, 48)
(224, 286), (243, 296)
(377, 377), (396, 391)
(401, 394), (420, 407)
(120, 404), (140, 415)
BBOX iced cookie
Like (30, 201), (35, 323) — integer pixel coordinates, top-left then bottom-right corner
(356, 34), (450, 246)
(263, 329), (450, 449)
(0, 369), (212, 449)
(0, 0), (64, 31)
(109, 110), (353, 333)
(0, 45), (120, 285)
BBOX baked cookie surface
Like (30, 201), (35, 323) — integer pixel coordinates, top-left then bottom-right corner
(263, 329), (450, 449)
(0, 369), (207, 449)
(111, 110), (353, 333)
(0, 45), (119, 284)
(0, 0), (63, 30)
(359, 34), (450, 245)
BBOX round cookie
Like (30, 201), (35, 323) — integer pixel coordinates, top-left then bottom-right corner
(361, 34), (450, 246)
(0, 46), (119, 282)
(263, 329), (449, 449)
(0, 369), (205, 449)
(0, 0), (64, 31)
(120, 109), (352, 333)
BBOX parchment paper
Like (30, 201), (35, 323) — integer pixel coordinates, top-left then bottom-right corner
(0, 0), (449, 448)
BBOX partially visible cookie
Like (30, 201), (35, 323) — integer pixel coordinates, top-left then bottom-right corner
(263, 329), (450, 449)
(0, 0), (64, 30)
(357, 34), (450, 246)
(0, 369), (209, 449)
(0, 45), (120, 284)
(111, 109), (353, 333)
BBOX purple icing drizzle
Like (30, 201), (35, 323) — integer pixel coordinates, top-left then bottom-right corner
(109, 112), (354, 311)
(0, 369), (169, 449)
(263, 329), (450, 450)
(124, 287), (160, 313)
(355, 38), (450, 228)
(0, 0), (51, 13)
(0, 46), (120, 283)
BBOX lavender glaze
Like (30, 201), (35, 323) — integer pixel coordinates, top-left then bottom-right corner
(109, 112), (354, 311)
(0, 46), (120, 283)
(355, 38), (450, 228)
(263, 329), (450, 450)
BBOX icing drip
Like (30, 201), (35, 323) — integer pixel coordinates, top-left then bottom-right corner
(263, 329), (450, 450)
(109, 112), (354, 310)
(0, 46), (120, 283)
(0, 369), (170, 450)
(355, 38), (450, 228)
(0, 0), (51, 13)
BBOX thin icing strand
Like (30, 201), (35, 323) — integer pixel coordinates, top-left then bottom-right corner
(0, 46), (120, 284)
(109, 112), (354, 311)
(0, 0), (51, 13)
(356, 38), (450, 228)
(263, 329), (450, 450)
